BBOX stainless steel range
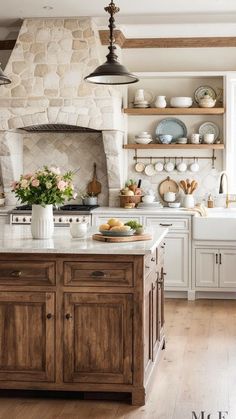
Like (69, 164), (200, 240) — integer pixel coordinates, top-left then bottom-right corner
(10, 204), (99, 226)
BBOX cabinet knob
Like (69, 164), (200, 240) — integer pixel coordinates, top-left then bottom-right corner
(151, 257), (155, 262)
(46, 313), (53, 319)
(65, 313), (72, 320)
(11, 271), (22, 278)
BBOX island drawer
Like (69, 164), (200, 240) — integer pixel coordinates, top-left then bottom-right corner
(64, 261), (133, 287)
(0, 260), (56, 285)
(144, 217), (189, 232)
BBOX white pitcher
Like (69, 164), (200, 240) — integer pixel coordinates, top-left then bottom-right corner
(154, 95), (167, 108)
(134, 89), (145, 103)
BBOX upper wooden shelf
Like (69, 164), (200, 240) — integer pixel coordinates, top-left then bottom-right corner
(123, 107), (225, 116)
(123, 144), (224, 150)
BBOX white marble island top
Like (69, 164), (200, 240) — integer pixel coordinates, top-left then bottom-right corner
(0, 225), (168, 255)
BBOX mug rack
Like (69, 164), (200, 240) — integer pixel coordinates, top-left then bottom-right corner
(133, 149), (216, 169)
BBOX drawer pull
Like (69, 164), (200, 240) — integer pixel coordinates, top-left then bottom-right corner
(219, 253), (222, 265)
(159, 223), (173, 227)
(11, 271), (22, 278)
(216, 254), (218, 264)
(145, 265), (150, 269)
(65, 313), (72, 320)
(91, 271), (106, 278)
(151, 257), (155, 262)
(46, 313), (53, 320)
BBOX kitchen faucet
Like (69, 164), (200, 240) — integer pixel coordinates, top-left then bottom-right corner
(219, 171), (235, 208)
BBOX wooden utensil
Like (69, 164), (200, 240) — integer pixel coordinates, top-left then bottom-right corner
(87, 162), (101, 195)
(92, 233), (152, 243)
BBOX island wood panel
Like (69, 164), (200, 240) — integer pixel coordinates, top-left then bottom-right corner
(0, 291), (55, 382)
(63, 292), (133, 384)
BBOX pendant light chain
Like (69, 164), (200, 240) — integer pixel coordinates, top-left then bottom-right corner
(105, 0), (119, 63)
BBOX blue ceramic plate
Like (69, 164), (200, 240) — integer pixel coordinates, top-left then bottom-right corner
(100, 229), (135, 237)
(156, 118), (187, 142)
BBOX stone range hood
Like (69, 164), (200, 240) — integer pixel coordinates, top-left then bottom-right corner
(0, 18), (125, 206)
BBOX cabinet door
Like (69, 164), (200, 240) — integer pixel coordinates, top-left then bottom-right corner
(0, 292), (55, 382)
(219, 249), (236, 288)
(164, 233), (189, 288)
(64, 293), (133, 384)
(195, 248), (219, 287)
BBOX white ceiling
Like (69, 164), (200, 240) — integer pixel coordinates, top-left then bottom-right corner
(2, 0), (236, 21)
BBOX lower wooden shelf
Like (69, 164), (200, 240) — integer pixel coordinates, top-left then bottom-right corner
(123, 144), (224, 150)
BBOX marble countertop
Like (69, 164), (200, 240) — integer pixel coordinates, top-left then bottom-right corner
(0, 206), (14, 214)
(0, 225), (168, 255)
(92, 206), (196, 216)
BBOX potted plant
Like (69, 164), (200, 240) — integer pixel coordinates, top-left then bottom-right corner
(11, 166), (76, 239)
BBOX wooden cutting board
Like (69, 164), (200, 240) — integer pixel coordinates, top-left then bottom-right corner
(87, 162), (101, 195)
(92, 233), (152, 243)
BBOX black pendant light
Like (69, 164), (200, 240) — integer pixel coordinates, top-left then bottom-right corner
(0, 64), (11, 85)
(84, 1), (139, 85)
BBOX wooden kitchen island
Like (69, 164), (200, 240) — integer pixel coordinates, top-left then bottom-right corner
(0, 225), (167, 406)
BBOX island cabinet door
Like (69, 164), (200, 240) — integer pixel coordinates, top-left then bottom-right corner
(63, 293), (133, 384)
(0, 292), (55, 382)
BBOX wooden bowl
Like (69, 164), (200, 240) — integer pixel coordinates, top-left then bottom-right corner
(119, 195), (142, 208)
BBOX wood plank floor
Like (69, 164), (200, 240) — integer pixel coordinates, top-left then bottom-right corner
(1, 299), (236, 419)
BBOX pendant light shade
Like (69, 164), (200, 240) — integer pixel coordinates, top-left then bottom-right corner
(84, 1), (139, 85)
(0, 65), (11, 85)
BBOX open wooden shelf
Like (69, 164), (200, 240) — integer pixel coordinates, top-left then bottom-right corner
(123, 144), (224, 150)
(123, 107), (225, 115)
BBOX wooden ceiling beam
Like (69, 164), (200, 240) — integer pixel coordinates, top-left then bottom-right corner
(0, 40), (16, 50)
(99, 30), (236, 48)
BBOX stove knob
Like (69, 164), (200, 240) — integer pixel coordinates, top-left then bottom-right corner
(59, 218), (62, 222)
(15, 217), (19, 222)
(30, 218), (31, 222)
(23, 217), (26, 222)
(69, 218), (73, 223)
(76, 218), (79, 222)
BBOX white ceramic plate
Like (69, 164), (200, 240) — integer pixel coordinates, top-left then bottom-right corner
(144, 164), (156, 176)
(100, 229), (135, 237)
(194, 86), (217, 104)
(135, 162), (145, 173)
(199, 122), (220, 141)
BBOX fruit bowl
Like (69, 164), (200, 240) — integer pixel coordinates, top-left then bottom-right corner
(119, 195), (142, 208)
(100, 229), (135, 237)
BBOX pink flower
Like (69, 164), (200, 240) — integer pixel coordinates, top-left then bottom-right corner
(31, 178), (40, 187)
(24, 173), (33, 180)
(57, 180), (67, 191)
(11, 181), (19, 191)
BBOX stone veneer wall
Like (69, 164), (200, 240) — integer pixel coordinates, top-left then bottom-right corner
(0, 18), (124, 131)
(23, 131), (109, 206)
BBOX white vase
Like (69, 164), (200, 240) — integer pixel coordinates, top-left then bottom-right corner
(154, 95), (167, 108)
(31, 204), (54, 239)
(183, 194), (194, 209)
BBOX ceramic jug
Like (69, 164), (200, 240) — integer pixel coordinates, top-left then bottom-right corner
(199, 93), (216, 108)
(154, 95), (167, 108)
(134, 89), (145, 103)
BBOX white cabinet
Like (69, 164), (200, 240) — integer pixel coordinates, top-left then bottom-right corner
(195, 248), (218, 288)
(219, 249), (236, 288)
(164, 233), (189, 288)
(144, 216), (191, 290)
(195, 247), (236, 289)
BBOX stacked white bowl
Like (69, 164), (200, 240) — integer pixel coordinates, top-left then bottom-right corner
(135, 131), (152, 144)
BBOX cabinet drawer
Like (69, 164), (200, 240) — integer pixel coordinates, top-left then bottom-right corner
(0, 261), (56, 285)
(64, 262), (133, 287)
(145, 252), (157, 277)
(145, 217), (189, 232)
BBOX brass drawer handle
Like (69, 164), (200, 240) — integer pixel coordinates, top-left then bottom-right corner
(91, 271), (106, 278)
(11, 271), (22, 278)
(65, 313), (72, 320)
(159, 223), (173, 227)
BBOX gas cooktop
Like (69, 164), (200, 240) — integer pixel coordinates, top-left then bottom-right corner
(12, 204), (99, 214)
